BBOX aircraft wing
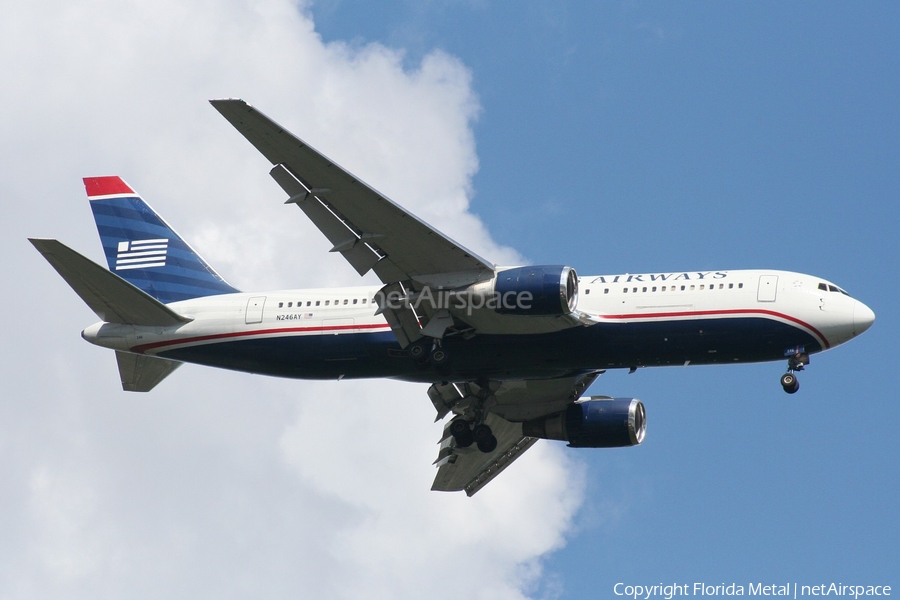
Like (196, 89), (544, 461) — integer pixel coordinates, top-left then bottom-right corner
(432, 412), (538, 496)
(210, 99), (495, 287)
(429, 371), (601, 495)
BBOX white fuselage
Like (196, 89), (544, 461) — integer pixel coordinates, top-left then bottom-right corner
(82, 268), (873, 382)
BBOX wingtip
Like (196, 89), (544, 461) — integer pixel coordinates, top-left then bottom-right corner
(209, 98), (251, 108)
(28, 237), (57, 250)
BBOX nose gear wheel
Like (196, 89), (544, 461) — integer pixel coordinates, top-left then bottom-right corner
(780, 352), (808, 394)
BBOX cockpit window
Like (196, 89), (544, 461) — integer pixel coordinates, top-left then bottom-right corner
(819, 282), (850, 296)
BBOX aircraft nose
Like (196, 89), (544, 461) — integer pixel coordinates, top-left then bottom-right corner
(853, 300), (875, 336)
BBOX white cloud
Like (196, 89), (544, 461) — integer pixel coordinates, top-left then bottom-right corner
(0, 1), (583, 598)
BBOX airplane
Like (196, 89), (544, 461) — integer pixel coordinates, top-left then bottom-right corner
(29, 99), (876, 496)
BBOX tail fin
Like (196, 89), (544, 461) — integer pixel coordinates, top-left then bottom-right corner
(85, 176), (239, 303)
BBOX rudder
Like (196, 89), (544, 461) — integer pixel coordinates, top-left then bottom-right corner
(86, 176), (239, 303)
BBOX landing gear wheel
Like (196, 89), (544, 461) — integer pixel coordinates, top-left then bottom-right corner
(429, 348), (449, 366)
(781, 372), (799, 394)
(409, 344), (425, 358)
(450, 418), (470, 437)
(449, 418), (474, 448)
(472, 423), (493, 445)
(477, 434), (498, 453)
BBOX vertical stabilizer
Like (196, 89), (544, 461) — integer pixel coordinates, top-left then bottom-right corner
(86, 176), (239, 303)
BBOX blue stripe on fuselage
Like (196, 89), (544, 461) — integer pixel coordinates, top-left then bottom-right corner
(155, 316), (823, 383)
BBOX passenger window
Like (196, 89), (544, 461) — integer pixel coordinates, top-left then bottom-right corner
(343, 299), (349, 305)
(315, 301), (321, 306)
(738, 283), (744, 289)
(353, 299), (358, 304)
(604, 288), (609, 294)
(652, 287), (657, 292)
(362, 298), (367, 304)
(642, 287), (647, 293)
(585, 288), (591, 295)
(729, 283), (734, 289)
(325, 300), (330, 306)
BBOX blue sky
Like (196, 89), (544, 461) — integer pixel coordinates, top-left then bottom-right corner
(311, 1), (899, 593)
(1, 1), (896, 598)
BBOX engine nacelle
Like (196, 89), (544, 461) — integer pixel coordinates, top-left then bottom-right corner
(522, 397), (646, 448)
(462, 265), (578, 316)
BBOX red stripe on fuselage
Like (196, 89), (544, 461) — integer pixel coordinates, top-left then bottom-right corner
(131, 322), (392, 354)
(130, 308), (830, 355)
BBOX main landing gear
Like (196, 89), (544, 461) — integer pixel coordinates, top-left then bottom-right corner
(409, 340), (449, 366)
(449, 418), (498, 453)
(780, 352), (809, 394)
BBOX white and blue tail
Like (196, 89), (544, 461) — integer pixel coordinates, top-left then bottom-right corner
(85, 176), (239, 303)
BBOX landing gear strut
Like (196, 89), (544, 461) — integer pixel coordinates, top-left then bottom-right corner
(780, 352), (808, 394)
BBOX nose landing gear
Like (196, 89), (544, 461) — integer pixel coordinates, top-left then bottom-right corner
(780, 352), (809, 394)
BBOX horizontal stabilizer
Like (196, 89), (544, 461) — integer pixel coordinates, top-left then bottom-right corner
(29, 238), (190, 327)
(116, 351), (182, 392)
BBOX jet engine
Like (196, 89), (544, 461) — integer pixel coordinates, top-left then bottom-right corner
(522, 397), (646, 448)
(460, 265), (579, 316)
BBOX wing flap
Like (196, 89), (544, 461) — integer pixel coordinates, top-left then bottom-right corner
(270, 164), (383, 276)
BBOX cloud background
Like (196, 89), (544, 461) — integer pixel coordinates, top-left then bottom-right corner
(1, 1), (582, 598)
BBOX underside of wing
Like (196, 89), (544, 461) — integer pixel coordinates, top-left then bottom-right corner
(210, 99), (495, 286)
(431, 412), (537, 496)
(429, 371), (602, 495)
(211, 100), (604, 350)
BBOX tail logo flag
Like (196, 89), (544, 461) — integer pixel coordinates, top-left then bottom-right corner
(116, 238), (169, 270)
(85, 176), (240, 303)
